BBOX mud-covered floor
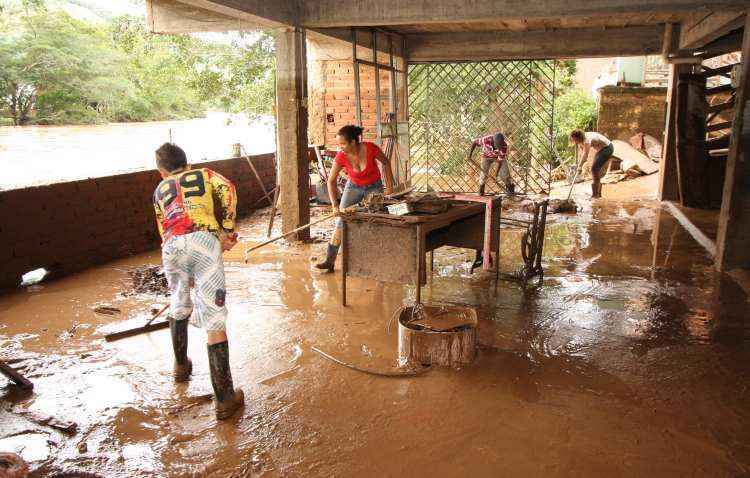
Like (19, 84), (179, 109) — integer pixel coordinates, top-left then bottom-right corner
(1, 196), (749, 477)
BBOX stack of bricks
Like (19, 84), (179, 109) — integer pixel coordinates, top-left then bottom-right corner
(0, 154), (276, 289)
(597, 86), (668, 142)
(323, 61), (393, 146)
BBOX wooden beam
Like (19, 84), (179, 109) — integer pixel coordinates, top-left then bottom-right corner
(148, 0), (296, 32)
(701, 64), (737, 78)
(662, 23), (680, 60)
(707, 121), (733, 132)
(708, 99), (734, 114)
(680, 10), (746, 50)
(300, 1), (749, 28)
(715, 12), (750, 272)
(275, 28), (311, 240)
(700, 29), (744, 58)
(406, 26), (664, 62)
(707, 84), (735, 96)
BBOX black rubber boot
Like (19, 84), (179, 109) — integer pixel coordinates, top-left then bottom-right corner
(315, 243), (339, 272)
(169, 318), (192, 382)
(207, 341), (244, 420)
(506, 183), (515, 195)
(471, 249), (484, 272)
(478, 183), (486, 196)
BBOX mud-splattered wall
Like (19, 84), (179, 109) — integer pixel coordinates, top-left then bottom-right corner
(597, 86), (668, 142)
(0, 154), (275, 289)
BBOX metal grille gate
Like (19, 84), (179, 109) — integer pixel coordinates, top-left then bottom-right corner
(408, 60), (557, 194)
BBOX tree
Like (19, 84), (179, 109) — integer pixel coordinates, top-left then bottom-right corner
(0, 1), (277, 125)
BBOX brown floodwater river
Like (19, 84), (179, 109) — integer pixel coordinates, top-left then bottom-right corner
(0, 199), (748, 477)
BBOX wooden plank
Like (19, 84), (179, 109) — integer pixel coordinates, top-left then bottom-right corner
(706, 121), (733, 132)
(680, 10), (746, 50)
(707, 134), (731, 150)
(707, 100), (735, 114)
(665, 201), (717, 257)
(715, 12), (750, 272)
(0, 360), (33, 389)
(701, 64), (737, 78)
(406, 26), (664, 62)
(701, 30), (744, 59)
(707, 84), (735, 96)
(276, 28), (311, 240)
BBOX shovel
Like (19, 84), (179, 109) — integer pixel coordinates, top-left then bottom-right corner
(104, 303), (170, 342)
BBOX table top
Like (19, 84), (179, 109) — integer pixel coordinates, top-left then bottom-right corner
(342, 201), (486, 227)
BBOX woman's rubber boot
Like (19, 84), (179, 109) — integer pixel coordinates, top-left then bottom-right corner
(591, 183), (600, 199)
(169, 317), (192, 382)
(315, 243), (339, 272)
(478, 183), (486, 196)
(207, 341), (244, 420)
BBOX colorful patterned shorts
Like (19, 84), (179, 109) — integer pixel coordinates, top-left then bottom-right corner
(162, 231), (227, 331)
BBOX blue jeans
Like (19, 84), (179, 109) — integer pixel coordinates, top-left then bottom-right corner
(335, 179), (384, 230)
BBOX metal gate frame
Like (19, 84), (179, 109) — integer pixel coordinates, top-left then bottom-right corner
(407, 60), (557, 194)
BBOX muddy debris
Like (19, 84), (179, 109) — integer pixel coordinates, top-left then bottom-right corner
(91, 306), (120, 317)
(0, 452), (28, 478)
(122, 265), (168, 296)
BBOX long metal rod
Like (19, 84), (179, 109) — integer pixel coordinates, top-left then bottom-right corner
(352, 28), (362, 125)
(373, 28), (383, 143)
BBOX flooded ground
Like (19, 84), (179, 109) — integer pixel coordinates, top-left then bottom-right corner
(0, 112), (275, 191)
(1, 196), (749, 477)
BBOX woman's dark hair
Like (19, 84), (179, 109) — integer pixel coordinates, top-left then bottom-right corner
(570, 129), (585, 143)
(155, 142), (187, 172)
(337, 125), (364, 143)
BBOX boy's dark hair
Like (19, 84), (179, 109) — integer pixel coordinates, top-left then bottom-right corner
(337, 125), (364, 143)
(570, 129), (585, 143)
(492, 133), (506, 150)
(155, 142), (187, 172)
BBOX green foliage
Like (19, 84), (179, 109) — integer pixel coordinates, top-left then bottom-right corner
(0, 1), (275, 125)
(552, 88), (598, 167)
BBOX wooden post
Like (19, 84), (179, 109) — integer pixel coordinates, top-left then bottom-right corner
(415, 225), (423, 305)
(716, 12), (750, 272)
(659, 63), (690, 201)
(675, 72), (710, 208)
(275, 27), (310, 240)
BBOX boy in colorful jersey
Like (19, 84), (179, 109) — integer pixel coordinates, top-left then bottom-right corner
(468, 132), (515, 196)
(152, 142), (244, 420)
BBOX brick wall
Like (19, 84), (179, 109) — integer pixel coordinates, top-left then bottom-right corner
(0, 154), (275, 290)
(597, 86), (668, 142)
(322, 60), (392, 145)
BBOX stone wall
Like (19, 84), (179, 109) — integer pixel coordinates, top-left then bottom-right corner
(0, 154), (275, 289)
(597, 86), (668, 142)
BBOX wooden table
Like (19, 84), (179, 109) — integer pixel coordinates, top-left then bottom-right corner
(340, 198), (501, 305)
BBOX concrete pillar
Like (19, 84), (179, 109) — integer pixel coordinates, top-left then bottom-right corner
(275, 27), (310, 240)
(715, 13), (750, 272)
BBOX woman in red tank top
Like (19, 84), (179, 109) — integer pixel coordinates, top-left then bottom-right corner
(315, 125), (395, 272)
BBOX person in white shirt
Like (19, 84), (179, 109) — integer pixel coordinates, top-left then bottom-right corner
(570, 129), (614, 198)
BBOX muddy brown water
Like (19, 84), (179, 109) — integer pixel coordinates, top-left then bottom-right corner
(1, 200), (749, 477)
